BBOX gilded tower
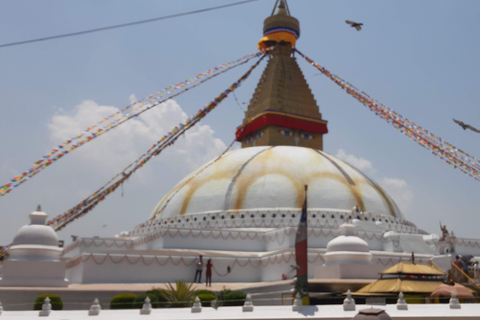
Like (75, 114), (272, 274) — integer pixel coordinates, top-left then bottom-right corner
(235, 0), (328, 149)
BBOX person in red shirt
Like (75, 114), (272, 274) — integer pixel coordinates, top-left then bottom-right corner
(206, 259), (213, 287)
(454, 255), (464, 269)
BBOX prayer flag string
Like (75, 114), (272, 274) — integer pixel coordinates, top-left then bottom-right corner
(295, 49), (480, 181)
(48, 53), (267, 231)
(0, 52), (262, 198)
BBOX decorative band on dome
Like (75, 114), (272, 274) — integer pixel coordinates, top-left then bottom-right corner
(264, 26), (299, 39)
(236, 110), (328, 140)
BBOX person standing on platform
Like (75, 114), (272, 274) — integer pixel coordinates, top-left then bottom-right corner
(205, 258), (213, 287)
(194, 255), (203, 283)
(474, 261), (480, 283)
(453, 255), (465, 283)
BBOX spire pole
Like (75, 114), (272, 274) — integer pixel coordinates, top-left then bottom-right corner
(270, 0), (280, 15)
(294, 184), (310, 305)
(237, 2), (328, 149)
(283, 0), (291, 15)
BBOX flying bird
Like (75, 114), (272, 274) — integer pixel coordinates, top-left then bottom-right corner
(453, 119), (480, 133)
(346, 20), (363, 31)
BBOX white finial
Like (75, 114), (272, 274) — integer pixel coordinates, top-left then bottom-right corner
(140, 296), (152, 315)
(39, 297), (51, 317)
(88, 299), (101, 316)
(276, 0), (287, 15)
(29, 206), (48, 225)
(292, 292), (303, 311)
(396, 292), (408, 310)
(191, 296), (202, 313)
(343, 289), (356, 311)
(449, 291), (461, 309)
(242, 294), (254, 312)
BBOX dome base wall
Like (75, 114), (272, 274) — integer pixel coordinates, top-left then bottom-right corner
(315, 263), (384, 280)
(0, 260), (68, 287)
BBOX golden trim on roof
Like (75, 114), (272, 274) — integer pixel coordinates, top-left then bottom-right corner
(380, 262), (445, 276)
(356, 278), (444, 294)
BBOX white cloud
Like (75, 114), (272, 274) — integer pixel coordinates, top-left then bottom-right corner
(48, 98), (227, 180)
(380, 177), (414, 215)
(335, 148), (376, 173)
(128, 94), (137, 105)
(334, 149), (414, 216)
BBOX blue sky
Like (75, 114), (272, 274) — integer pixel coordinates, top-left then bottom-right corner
(1, 0), (480, 245)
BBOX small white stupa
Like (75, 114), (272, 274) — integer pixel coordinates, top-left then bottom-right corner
(0, 205), (68, 287)
(315, 222), (383, 279)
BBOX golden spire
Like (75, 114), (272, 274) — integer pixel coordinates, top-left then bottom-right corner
(236, 0), (328, 150)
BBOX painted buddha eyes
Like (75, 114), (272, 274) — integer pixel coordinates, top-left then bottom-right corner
(245, 131), (263, 144)
(246, 130), (313, 141)
(279, 130), (313, 139)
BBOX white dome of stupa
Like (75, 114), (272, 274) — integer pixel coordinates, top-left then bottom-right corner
(9, 206), (62, 260)
(1, 206), (68, 287)
(324, 223), (372, 265)
(12, 206), (58, 247)
(149, 146), (404, 221)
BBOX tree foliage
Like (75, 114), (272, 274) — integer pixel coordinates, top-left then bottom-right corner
(160, 280), (196, 308)
(110, 293), (137, 309)
(133, 293), (160, 309)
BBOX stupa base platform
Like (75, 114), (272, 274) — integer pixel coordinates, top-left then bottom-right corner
(0, 278), (372, 310)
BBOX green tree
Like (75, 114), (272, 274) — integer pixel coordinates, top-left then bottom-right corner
(217, 287), (231, 301)
(146, 289), (169, 308)
(110, 293), (137, 309)
(193, 289), (215, 296)
(222, 291), (246, 306)
(196, 293), (217, 307)
(160, 280), (196, 307)
(133, 293), (160, 309)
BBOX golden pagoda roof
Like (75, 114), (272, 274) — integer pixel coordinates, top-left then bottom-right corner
(380, 262), (445, 276)
(355, 278), (445, 294)
(354, 262), (447, 295)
